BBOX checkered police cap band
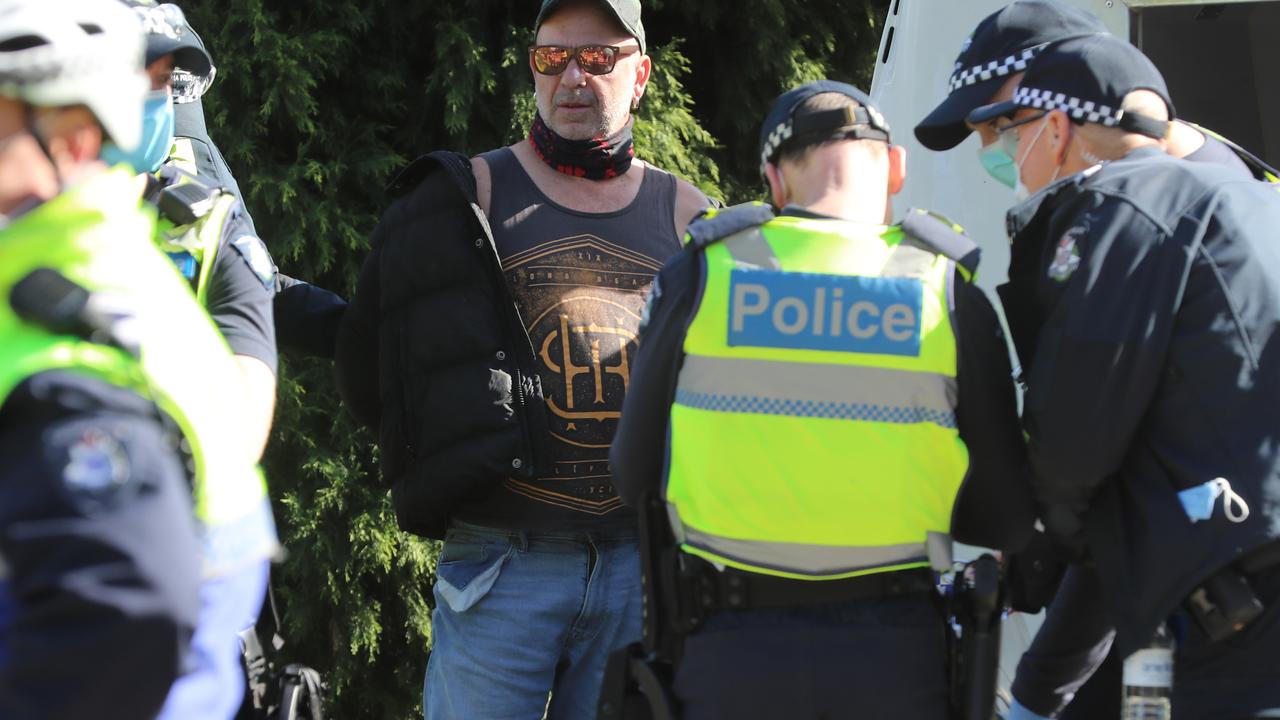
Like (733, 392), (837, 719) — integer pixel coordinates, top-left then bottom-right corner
(1013, 85), (1120, 125)
(758, 105), (890, 176)
(948, 42), (1047, 93)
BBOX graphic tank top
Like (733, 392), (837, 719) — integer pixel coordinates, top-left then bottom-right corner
(456, 147), (681, 531)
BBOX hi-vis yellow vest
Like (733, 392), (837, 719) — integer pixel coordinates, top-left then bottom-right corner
(665, 203), (973, 581)
(0, 168), (271, 566)
(148, 158), (238, 305)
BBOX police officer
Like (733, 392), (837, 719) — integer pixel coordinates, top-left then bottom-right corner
(117, 0), (279, 462)
(915, 0), (1274, 190)
(915, 5), (1279, 718)
(0, 0), (261, 716)
(609, 81), (1037, 720)
(966, 33), (1280, 719)
(107, 5), (282, 717)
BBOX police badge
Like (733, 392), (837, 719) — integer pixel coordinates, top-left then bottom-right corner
(1048, 228), (1083, 282)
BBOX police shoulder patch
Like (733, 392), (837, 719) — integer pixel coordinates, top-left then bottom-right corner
(900, 208), (981, 279)
(685, 202), (776, 251)
(231, 235), (277, 290)
(44, 422), (137, 512)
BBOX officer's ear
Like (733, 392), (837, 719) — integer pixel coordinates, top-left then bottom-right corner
(887, 144), (906, 197)
(1047, 110), (1075, 165)
(763, 161), (788, 209)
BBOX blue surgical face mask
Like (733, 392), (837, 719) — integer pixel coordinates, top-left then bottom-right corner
(101, 89), (174, 174)
(978, 142), (1017, 189)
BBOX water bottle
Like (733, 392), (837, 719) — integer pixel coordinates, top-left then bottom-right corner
(1121, 622), (1174, 720)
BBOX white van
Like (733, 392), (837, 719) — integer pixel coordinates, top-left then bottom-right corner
(869, 1), (1280, 711)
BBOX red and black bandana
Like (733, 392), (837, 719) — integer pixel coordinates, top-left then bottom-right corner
(529, 114), (635, 180)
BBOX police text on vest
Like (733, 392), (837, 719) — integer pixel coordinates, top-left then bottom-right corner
(726, 269), (923, 356)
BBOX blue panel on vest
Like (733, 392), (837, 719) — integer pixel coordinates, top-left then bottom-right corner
(726, 269), (923, 356)
(167, 251), (197, 280)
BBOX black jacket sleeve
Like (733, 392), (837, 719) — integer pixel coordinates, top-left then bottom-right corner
(610, 250), (701, 508)
(950, 278), (1037, 552)
(335, 221), (385, 431)
(0, 373), (203, 720)
(1012, 563), (1117, 717)
(1023, 202), (1182, 534)
(207, 210), (278, 374)
(273, 274), (348, 360)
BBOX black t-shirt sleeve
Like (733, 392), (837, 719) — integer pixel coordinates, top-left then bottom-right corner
(206, 209), (278, 375)
(610, 250), (700, 509)
(0, 372), (203, 719)
(950, 276), (1037, 552)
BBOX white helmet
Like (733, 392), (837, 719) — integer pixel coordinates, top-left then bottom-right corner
(0, 0), (148, 152)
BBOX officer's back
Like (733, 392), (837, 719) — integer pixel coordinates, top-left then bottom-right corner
(610, 81), (1036, 720)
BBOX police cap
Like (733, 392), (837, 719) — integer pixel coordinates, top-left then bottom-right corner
(967, 34), (1174, 140)
(914, 0), (1108, 151)
(758, 80), (890, 178)
(121, 1), (212, 77)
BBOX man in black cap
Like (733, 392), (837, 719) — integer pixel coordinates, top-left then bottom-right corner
(609, 80), (1036, 719)
(969, 32), (1280, 720)
(336, 1), (707, 717)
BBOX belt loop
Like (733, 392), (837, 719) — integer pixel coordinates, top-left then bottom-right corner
(513, 529), (529, 552)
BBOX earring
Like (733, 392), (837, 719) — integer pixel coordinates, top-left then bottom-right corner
(631, 97), (640, 111)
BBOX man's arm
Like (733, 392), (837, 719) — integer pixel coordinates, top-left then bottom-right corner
(0, 374), (203, 719)
(1011, 563), (1116, 718)
(950, 278), (1037, 552)
(334, 222), (386, 431)
(673, 179), (711, 239)
(273, 274), (348, 360)
(207, 211), (279, 461)
(611, 251), (700, 508)
(1022, 203), (1185, 537)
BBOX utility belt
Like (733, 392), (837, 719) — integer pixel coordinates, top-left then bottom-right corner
(1184, 539), (1280, 644)
(684, 556), (937, 614)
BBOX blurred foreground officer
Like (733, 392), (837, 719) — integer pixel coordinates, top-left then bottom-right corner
(0, 0), (253, 715)
(610, 81), (1037, 720)
(968, 34), (1280, 719)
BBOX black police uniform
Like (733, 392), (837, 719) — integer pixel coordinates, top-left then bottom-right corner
(0, 372), (203, 719)
(1001, 145), (1280, 719)
(148, 166), (280, 376)
(1008, 128), (1259, 720)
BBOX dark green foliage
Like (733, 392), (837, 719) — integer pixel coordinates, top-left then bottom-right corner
(180, 1), (887, 716)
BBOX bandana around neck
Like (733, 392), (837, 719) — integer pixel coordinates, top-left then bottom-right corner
(529, 113), (635, 180)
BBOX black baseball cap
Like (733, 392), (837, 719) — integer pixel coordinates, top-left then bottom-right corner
(967, 34), (1174, 139)
(536, 0), (646, 55)
(914, 0), (1107, 151)
(758, 80), (891, 177)
(122, 1), (213, 78)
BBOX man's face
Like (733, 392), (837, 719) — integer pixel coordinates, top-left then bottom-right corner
(998, 107), (1063, 194)
(0, 97), (57, 216)
(532, 4), (647, 140)
(967, 72), (1022, 148)
(146, 54), (176, 95)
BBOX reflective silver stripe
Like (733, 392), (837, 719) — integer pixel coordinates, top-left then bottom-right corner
(681, 523), (929, 577)
(676, 355), (958, 427)
(882, 239), (937, 279)
(723, 228), (780, 270)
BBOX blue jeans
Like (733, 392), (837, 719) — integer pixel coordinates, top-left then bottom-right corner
(424, 521), (642, 720)
(156, 558), (270, 720)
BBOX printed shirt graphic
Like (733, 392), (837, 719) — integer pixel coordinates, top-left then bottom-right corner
(502, 233), (668, 522)
(464, 150), (681, 531)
